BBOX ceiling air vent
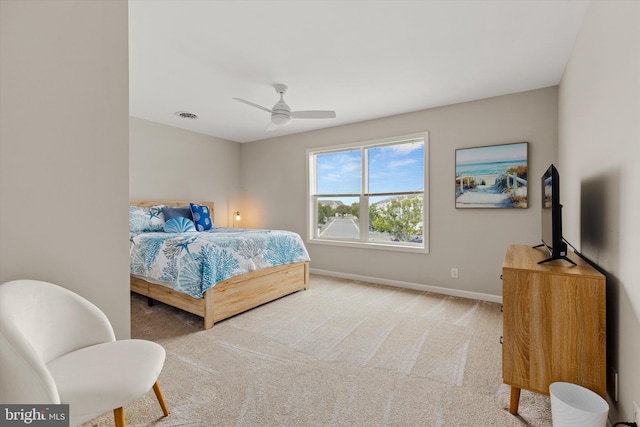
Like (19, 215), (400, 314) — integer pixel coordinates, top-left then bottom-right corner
(175, 111), (198, 119)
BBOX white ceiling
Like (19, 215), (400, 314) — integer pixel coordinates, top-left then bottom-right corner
(128, 0), (589, 143)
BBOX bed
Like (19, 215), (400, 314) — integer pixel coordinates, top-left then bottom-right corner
(129, 200), (310, 330)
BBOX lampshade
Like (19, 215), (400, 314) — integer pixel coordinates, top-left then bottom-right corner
(549, 382), (609, 427)
(234, 211), (241, 221)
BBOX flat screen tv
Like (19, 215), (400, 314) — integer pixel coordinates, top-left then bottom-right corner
(538, 164), (574, 265)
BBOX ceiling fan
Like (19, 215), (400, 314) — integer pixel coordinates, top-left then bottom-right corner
(233, 84), (336, 131)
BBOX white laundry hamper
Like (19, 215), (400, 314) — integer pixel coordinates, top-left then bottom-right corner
(549, 382), (609, 427)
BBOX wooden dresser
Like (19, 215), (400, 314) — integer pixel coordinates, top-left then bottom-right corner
(502, 244), (606, 415)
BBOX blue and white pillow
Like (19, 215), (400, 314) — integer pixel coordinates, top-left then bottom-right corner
(129, 205), (165, 233)
(164, 217), (196, 233)
(190, 203), (213, 231)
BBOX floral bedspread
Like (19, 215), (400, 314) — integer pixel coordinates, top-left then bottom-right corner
(130, 228), (310, 298)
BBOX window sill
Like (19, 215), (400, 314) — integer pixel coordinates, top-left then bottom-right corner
(307, 238), (428, 254)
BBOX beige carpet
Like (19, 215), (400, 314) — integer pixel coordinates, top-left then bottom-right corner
(84, 275), (552, 426)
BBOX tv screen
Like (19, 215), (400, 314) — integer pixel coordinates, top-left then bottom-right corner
(541, 165), (556, 253)
(539, 164), (572, 264)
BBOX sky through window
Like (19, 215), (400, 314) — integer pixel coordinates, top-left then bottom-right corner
(316, 141), (424, 198)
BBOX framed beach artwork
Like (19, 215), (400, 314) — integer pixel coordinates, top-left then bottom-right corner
(455, 142), (528, 209)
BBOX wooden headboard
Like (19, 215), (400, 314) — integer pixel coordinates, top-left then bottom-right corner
(130, 200), (214, 224)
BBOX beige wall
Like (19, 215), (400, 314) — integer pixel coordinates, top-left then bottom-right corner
(0, 1), (131, 337)
(241, 87), (558, 299)
(129, 118), (242, 227)
(559, 0), (640, 421)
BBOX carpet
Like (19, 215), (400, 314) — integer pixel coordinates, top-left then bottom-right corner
(84, 275), (552, 426)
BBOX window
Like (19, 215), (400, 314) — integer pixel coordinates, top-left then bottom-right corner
(308, 132), (428, 252)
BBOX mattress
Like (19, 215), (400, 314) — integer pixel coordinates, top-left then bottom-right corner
(130, 227), (310, 298)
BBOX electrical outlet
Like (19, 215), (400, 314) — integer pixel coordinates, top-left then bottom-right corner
(633, 400), (639, 424)
(451, 267), (459, 279)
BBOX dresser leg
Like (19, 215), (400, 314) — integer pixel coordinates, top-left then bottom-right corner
(509, 386), (521, 415)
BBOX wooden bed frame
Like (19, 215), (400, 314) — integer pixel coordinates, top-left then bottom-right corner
(130, 200), (309, 330)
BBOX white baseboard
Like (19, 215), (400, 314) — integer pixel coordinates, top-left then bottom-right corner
(309, 268), (503, 304)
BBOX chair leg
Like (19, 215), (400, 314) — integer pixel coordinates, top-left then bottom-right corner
(113, 407), (125, 427)
(153, 381), (170, 416)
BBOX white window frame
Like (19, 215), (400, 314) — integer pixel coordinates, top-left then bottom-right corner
(306, 132), (429, 254)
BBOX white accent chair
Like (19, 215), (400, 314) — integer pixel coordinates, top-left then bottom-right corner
(0, 279), (170, 427)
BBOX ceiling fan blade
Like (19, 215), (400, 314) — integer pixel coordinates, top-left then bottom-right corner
(291, 110), (336, 119)
(233, 98), (273, 114)
(266, 122), (278, 132)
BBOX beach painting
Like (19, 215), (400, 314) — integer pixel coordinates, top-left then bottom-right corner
(455, 142), (528, 208)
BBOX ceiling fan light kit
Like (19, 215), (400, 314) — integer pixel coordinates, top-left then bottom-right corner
(271, 114), (292, 127)
(234, 84), (336, 131)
